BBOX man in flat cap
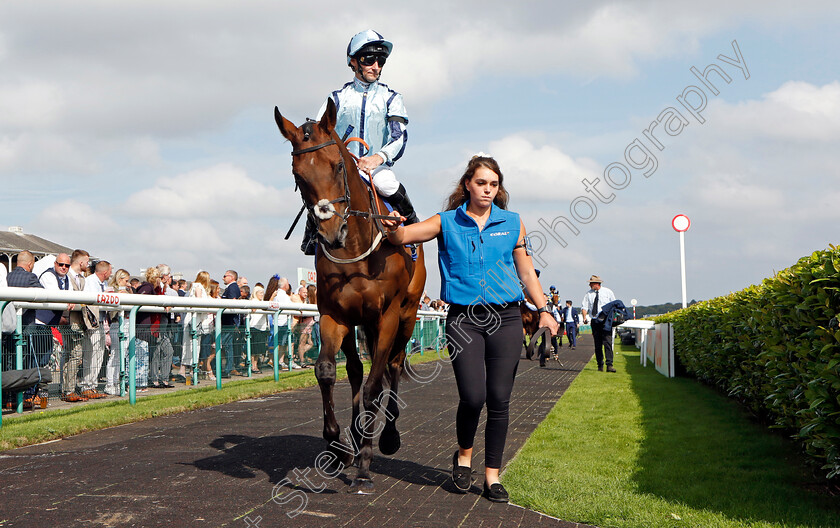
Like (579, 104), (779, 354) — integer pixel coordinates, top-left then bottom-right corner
(580, 275), (617, 372)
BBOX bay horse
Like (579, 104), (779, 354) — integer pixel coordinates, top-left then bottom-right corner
(521, 304), (543, 360)
(274, 100), (426, 493)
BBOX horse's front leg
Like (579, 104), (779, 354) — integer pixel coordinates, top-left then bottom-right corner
(342, 330), (364, 463)
(378, 358), (404, 456)
(314, 316), (352, 468)
(379, 314), (415, 456)
(351, 312), (400, 492)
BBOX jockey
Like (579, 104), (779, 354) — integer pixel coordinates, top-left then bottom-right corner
(301, 29), (419, 255)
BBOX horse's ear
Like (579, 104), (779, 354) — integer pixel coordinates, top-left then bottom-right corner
(319, 98), (337, 133)
(274, 106), (298, 141)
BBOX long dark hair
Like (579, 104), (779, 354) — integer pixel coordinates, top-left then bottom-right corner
(264, 275), (280, 301)
(444, 155), (509, 211)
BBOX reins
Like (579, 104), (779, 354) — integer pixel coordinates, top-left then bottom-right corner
(287, 135), (390, 263)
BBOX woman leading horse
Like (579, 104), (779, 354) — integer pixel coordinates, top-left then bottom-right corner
(383, 155), (558, 503)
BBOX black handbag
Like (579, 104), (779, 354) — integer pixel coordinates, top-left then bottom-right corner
(83, 306), (99, 329)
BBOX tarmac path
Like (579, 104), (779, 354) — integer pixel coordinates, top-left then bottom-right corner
(0, 337), (598, 528)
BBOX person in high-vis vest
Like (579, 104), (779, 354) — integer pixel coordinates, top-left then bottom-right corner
(301, 29), (418, 255)
(383, 154), (558, 503)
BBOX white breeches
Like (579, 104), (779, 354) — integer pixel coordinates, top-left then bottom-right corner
(369, 166), (400, 197)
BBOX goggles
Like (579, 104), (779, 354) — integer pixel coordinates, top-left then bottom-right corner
(357, 53), (387, 67)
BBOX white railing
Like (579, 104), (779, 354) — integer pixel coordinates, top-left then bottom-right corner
(0, 287), (319, 314)
(0, 287), (445, 423)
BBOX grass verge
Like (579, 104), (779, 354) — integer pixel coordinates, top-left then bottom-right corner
(0, 349), (444, 451)
(503, 344), (840, 528)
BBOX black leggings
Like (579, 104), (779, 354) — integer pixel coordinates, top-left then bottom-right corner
(446, 303), (523, 469)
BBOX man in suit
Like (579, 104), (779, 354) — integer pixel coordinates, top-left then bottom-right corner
(34, 253), (74, 372)
(6, 251), (43, 327)
(581, 275), (617, 373)
(220, 269), (241, 377)
(37, 253), (73, 322)
(561, 300), (580, 349)
(80, 260), (111, 399)
(6, 251), (47, 407)
(62, 249), (91, 401)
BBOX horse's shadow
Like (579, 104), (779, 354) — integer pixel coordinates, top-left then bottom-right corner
(186, 434), (452, 493)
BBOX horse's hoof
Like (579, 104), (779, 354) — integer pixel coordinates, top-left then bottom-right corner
(348, 477), (375, 494)
(378, 430), (401, 455)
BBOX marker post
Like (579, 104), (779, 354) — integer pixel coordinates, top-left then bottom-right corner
(671, 215), (691, 309)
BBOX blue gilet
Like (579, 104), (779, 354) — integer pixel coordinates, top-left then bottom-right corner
(437, 202), (525, 306)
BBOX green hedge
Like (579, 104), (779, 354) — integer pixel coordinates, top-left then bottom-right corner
(656, 245), (840, 479)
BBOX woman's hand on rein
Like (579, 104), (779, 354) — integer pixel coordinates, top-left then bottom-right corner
(383, 211), (405, 233)
(539, 311), (560, 336)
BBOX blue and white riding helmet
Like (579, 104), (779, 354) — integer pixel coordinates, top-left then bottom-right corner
(346, 30), (393, 65)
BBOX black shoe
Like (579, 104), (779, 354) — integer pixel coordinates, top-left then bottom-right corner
(597, 365), (604, 372)
(220, 373), (231, 379)
(482, 481), (509, 503)
(159, 382), (175, 388)
(386, 184), (419, 225)
(606, 365), (617, 373)
(301, 215), (318, 255)
(451, 450), (472, 493)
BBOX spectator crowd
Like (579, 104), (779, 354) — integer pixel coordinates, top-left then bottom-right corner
(0, 249), (333, 409)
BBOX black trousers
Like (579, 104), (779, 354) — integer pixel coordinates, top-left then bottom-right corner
(446, 303), (523, 469)
(591, 322), (613, 367)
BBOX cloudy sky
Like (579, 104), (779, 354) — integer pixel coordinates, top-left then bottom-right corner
(1, 1), (838, 305)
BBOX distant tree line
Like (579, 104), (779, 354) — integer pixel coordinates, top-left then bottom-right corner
(633, 300), (699, 317)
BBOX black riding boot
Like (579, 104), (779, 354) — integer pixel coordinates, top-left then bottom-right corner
(386, 184), (419, 225)
(301, 216), (318, 256)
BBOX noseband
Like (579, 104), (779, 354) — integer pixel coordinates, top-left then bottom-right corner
(289, 136), (386, 264)
(291, 139), (351, 222)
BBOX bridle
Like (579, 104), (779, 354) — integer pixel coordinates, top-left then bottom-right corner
(288, 134), (390, 264)
(291, 138), (351, 221)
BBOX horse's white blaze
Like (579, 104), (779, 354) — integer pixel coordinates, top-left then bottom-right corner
(314, 198), (336, 220)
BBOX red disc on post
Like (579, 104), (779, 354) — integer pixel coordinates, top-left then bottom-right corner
(672, 214), (690, 232)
